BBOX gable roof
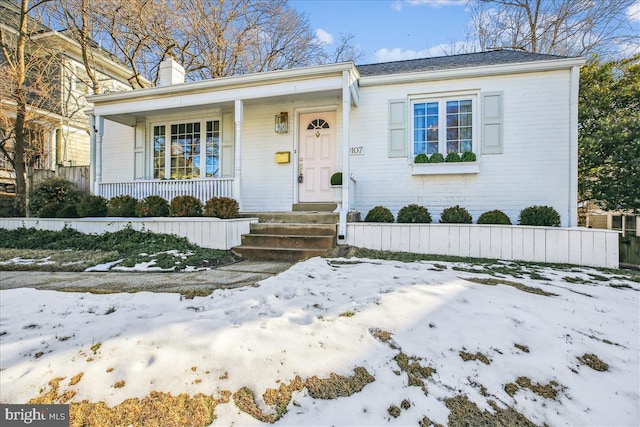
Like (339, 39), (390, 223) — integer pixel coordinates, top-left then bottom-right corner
(357, 49), (571, 77)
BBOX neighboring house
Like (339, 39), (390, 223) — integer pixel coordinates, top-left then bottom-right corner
(88, 50), (584, 240)
(0, 0), (143, 190)
(583, 201), (639, 237)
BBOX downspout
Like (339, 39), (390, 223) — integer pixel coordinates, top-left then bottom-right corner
(338, 70), (351, 241)
(234, 99), (243, 209)
(568, 65), (580, 227)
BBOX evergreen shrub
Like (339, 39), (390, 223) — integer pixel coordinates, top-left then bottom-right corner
(429, 153), (445, 163)
(136, 195), (169, 217)
(29, 177), (81, 217)
(439, 205), (473, 224)
(445, 151), (461, 162)
(461, 151), (476, 162)
(364, 205), (394, 223)
(170, 195), (203, 217)
(518, 205), (561, 227)
(56, 203), (80, 218)
(204, 197), (239, 219)
(397, 204), (432, 223)
(77, 194), (108, 217)
(107, 195), (138, 217)
(477, 209), (512, 225)
(414, 153), (428, 164)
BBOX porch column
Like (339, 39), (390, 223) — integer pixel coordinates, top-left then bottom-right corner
(234, 99), (243, 209)
(89, 114), (96, 193)
(338, 70), (351, 241)
(95, 115), (104, 195)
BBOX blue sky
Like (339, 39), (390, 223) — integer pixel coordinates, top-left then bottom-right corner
(290, 0), (640, 64)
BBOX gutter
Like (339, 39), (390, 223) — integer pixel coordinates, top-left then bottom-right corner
(359, 57), (586, 87)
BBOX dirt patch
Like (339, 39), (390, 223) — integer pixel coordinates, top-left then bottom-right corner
(459, 350), (491, 365)
(444, 395), (536, 426)
(514, 343), (530, 353)
(462, 277), (558, 297)
(577, 353), (609, 371)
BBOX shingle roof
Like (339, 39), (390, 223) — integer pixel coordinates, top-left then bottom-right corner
(356, 49), (570, 77)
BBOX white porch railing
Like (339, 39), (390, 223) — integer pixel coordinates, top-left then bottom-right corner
(97, 178), (234, 203)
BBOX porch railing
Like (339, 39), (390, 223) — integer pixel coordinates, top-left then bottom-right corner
(97, 178), (234, 203)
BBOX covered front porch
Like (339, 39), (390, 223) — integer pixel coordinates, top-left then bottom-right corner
(88, 60), (360, 240)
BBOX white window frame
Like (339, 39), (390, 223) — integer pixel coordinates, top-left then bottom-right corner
(149, 115), (221, 180)
(409, 93), (478, 159)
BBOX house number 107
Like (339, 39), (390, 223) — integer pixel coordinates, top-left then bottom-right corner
(350, 146), (364, 156)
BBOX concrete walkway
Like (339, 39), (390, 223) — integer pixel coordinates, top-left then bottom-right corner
(0, 261), (295, 296)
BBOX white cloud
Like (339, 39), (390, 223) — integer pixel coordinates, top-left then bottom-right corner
(627, 1), (640, 22)
(373, 42), (477, 62)
(392, 1), (403, 11)
(315, 28), (334, 45)
(406, 0), (466, 7)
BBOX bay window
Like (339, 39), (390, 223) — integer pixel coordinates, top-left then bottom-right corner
(152, 119), (220, 179)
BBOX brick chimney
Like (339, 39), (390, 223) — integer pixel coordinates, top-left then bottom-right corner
(158, 57), (185, 86)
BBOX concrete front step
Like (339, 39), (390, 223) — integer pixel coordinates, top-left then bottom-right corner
(231, 246), (331, 262)
(251, 223), (336, 236)
(241, 233), (335, 250)
(238, 211), (339, 224)
(292, 202), (337, 212)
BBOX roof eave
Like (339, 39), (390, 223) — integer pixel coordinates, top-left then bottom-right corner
(358, 57), (586, 86)
(88, 62), (359, 104)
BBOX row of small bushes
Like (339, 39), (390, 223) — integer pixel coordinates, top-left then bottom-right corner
(28, 177), (239, 219)
(414, 151), (476, 164)
(364, 204), (561, 227)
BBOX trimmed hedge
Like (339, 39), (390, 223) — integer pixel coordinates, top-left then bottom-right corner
(477, 209), (512, 225)
(397, 204), (432, 223)
(519, 205), (561, 227)
(439, 205), (473, 224)
(107, 195), (138, 217)
(170, 195), (203, 217)
(204, 197), (239, 219)
(364, 205), (394, 223)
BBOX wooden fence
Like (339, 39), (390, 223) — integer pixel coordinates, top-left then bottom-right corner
(0, 217), (257, 250)
(619, 235), (640, 268)
(345, 223), (619, 269)
(32, 166), (90, 192)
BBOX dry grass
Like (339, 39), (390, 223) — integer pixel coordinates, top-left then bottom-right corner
(69, 373), (84, 386)
(28, 375), (230, 427)
(444, 395), (536, 426)
(504, 376), (563, 399)
(462, 276), (558, 296)
(459, 350), (491, 365)
(577, 353), (609, 371)
(394, 352), (436, 393)
(514, 343), (530, 353)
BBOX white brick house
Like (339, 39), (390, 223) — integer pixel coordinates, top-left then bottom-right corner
(87, 50), (584, 239)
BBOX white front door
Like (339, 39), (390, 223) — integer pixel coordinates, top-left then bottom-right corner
(298, 112), (336, 203)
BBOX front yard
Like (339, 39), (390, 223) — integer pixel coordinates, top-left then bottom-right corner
(1, 254), (638, 426)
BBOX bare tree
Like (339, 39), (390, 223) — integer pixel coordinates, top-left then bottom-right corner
(0, 0), (63, 212)
(319, 33), (364, 64)
(469, 0), (639, 57)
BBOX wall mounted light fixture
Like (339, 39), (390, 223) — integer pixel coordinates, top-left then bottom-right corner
(275, 112), (288, 134)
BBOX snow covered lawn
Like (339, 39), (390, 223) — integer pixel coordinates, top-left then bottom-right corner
(1, 257), (638, 426)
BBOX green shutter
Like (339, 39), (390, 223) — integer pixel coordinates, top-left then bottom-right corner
(482, 92), (503, 154)
(388, 99), (407, 158)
